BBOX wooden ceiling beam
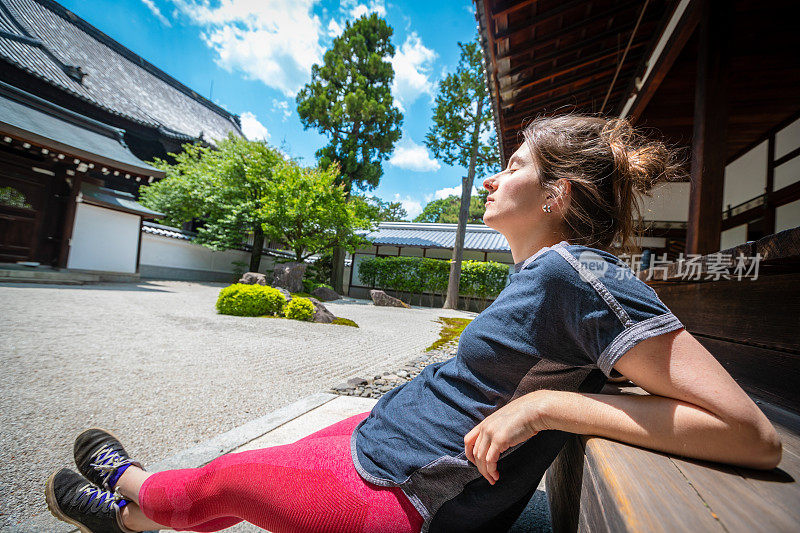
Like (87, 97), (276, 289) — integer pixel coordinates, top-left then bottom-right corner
(505, 65), (635, 115)
(622, 0), (703, 121)
(501, 88), (627, 132)
(491, 0), (538, 19)
(498, 20), (638, 65)
(496, 0), (640, 45)
(502, 69), (636, 124)
(504, 64), (620, 107)
(494, 0), (588, 40)
(507, 42), (646, 94)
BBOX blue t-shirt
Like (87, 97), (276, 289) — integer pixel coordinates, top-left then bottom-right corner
(350, 241), (684, 532)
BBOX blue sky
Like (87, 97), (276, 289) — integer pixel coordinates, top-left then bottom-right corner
(59, 0), (493, 219)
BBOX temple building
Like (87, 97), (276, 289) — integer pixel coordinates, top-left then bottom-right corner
(0, 0), (243, 276)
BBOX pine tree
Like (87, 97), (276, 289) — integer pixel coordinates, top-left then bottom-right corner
(296, 13), (403, 292)
(424, 38), (499, 309)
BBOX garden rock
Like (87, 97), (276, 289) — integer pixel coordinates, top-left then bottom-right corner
(238, 272), (267, 285)
(311, 286), (341, 301)
(370, 289), (410, 309)
(273, 262), (306, 293)
(308, 297), (336, 324)
(275, 287), (292, 302)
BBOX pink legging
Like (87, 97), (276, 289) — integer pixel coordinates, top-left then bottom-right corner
(138, 412), (423, 532)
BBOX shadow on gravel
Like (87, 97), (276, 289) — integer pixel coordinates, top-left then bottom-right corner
(0, 282), (174, 292)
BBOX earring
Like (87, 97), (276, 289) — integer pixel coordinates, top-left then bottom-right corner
(542, 204), (552, 213)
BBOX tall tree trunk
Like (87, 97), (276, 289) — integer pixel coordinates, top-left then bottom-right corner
(443, 98), (483, 309)
(250, 225), (264, 272)
(330, 183), (353, 294)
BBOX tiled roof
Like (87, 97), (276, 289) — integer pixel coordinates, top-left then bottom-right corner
(365, 222), (510, 252)
(0, 0), (242, 142)
(142, 221), (194, 241)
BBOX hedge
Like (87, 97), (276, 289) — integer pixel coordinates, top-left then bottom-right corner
(357, 256), (509, 306)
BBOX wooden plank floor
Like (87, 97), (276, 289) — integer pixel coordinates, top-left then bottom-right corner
(548, 387), (800, 532)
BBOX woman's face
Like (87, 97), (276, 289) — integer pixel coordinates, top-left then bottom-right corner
(482, 143), (551, 236)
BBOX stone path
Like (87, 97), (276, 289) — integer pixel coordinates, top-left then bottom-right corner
(0, 280), (473, 530)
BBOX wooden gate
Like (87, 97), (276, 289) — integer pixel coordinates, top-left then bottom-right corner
(0, 154), (67, 265)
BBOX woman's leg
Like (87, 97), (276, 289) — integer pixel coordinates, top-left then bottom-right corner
(114, 412), (421, 532)
(118, 502), (242, 532)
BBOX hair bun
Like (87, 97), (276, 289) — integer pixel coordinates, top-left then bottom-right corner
(602, 118), (684, 196)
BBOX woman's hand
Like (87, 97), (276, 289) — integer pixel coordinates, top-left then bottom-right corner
(464, 390), (552, 485)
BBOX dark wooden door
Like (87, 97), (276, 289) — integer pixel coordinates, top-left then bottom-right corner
(0, 164), (47, 263)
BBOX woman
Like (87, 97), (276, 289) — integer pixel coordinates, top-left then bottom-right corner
(45, 114), (782, 533)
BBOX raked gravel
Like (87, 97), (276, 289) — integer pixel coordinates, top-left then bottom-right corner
(0, 280), (473, 531)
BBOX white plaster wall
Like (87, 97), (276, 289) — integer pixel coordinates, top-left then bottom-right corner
(775, 117), (800, 159)
(634, 236), (667, 249)
(774, 154), (800, 191)
(776, 199), (800, 233)
(139, 233), (271, 275)
(723, 141), (767, 209)
(720, 224), (748, 250)
(67, 203), (139, 273)
(638, 182), (690, 221)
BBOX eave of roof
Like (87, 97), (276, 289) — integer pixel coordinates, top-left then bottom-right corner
(0, 0), (243, 142)
(364, 222), (511, 252)
(79, 182), (164, 218)
(475, 0), (674, 165)
(0, 79), (165, 177)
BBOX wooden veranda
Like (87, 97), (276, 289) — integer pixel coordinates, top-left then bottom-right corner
(476, 1), (800, 531)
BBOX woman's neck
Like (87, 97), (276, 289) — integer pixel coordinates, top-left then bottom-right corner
(506, 229), (569, 264)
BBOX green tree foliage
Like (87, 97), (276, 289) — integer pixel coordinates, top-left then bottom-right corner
(140, 135), (284, 272)
(295, 13), (403, 291)
(424, 37), (500, 308)
(363, 196), (409, 222)
(414, 190), (488, 224)
(259, 161), (376, 262)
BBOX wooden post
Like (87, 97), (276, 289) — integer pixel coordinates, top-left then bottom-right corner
(764, 135), (777, 235)
(685, 0), (732, 255)
(57, 170), (82, 268)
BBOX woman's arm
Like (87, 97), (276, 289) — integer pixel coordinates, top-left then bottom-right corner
(464, 328), (782, 485)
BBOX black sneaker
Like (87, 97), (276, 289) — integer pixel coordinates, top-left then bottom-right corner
(45, 468), (133, 533)
(74, 429), (142, 490)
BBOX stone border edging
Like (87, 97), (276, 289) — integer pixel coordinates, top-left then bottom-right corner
(13, 393), (338, 533)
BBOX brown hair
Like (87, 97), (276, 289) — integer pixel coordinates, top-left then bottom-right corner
(521, 114), (686, 255)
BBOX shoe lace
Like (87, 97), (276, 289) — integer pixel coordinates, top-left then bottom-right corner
(90, 444), (134, 485)
(78, 483), (121, 512)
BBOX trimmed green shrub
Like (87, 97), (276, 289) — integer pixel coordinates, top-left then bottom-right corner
(216, 284), (287, 317)
(285, 297), (315, 321)
(357, 256), (509, 304)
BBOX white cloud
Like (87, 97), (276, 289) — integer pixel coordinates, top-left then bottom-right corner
(341, 0), (386, 19)
(271, 99), (291, 121)
(388, 138), (440, 172)
(433, 184), (483, 200)
(171, 0), (324, 97)
(390, 32), (437, 111)
(394, 193), (422, 220)
(435, 185), (461, 200)
(327, 18), (343, 38)
(142, 0), (171, 26)
(240, 111), (270, 141)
